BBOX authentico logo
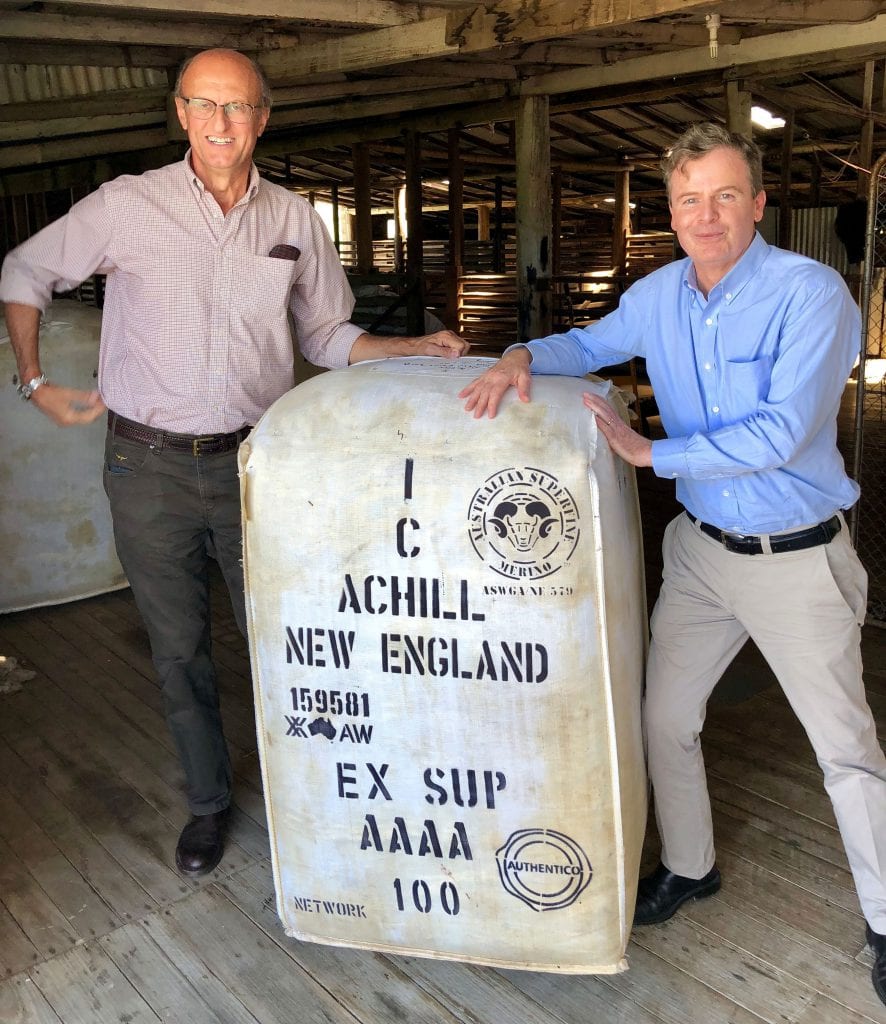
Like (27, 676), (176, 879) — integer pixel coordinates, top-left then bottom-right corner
(495, 828), (593, 911)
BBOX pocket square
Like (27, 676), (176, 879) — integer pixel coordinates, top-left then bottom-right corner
(268, 244), (301, 261)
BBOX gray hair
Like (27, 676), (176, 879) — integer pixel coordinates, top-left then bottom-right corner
(174, 49), (272, 110)
(661, 123), (763, 199)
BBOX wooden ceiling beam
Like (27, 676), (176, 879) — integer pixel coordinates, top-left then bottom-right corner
(42, 0), (434, 29)
(0, 41), (183, 69)
(370, 60), (518, 81)
(452, 0), (718, 52)
(259, 15), (458, 82)
(265, 83), (509, 131)
(515, 45), (608, 68)
(523, 13), (886, 96)
(256, 98), (520, 156)
(0, 127), (173, 170)
(0, 111), (164, 145)
(259, 0), (718, 81)
(564, 110), (655, 154)
(519, 21), (741, 52)
(456, 128), (511, 159)
(716, 1), (885, 25)
(0, 87), (168, 122)
(0, 12), (299, 50)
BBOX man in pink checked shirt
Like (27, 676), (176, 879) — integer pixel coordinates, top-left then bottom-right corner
(1, 47), (468, 878)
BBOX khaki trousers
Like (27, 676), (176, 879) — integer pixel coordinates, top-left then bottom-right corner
(646, 512), (886, 931)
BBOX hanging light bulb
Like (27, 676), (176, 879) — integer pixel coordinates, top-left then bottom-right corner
(706, 12), (721, 59)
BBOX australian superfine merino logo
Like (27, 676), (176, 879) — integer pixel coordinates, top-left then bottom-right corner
(496, 829), (593, 911)
(468, 467), (580, 580)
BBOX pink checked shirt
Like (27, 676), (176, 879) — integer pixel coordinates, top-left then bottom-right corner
(0, 156), (364, 433)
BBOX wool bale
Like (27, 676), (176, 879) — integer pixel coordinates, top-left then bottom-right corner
(239, 356), (647, 973)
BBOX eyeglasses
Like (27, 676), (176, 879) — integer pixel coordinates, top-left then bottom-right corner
(178, 96), (261, 124)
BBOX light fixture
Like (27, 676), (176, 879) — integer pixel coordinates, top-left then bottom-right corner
(705, 13), (721, 59)
(751, 105), (786, 130)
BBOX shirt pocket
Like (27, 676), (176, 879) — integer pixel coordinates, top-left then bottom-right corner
(721, 355), (773, 420)
(233, 252), (300, 324)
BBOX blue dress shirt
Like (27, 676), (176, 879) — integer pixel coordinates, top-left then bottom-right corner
(525, 233), (861, 534)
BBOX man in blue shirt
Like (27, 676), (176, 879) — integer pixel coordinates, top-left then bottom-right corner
(461, 122), (886, 1006)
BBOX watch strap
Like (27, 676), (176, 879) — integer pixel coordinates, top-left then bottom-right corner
(18, 373), (48, 401)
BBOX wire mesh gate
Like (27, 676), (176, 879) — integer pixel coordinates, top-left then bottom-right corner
(855, 152), (886, 626)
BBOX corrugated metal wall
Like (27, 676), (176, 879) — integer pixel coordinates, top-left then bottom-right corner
(0, 64), (165, 105)
(791, 206), (849, 273)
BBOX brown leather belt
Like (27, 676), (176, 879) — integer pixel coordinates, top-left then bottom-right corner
(686, 511), (841, 555)
(108, 412), (250, 456)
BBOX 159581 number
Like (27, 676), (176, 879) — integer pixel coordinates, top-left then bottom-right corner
(289, 687), (370, 717)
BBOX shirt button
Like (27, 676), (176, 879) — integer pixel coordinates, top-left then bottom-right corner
(712, 405), (720, 413)
(725, 292), (732, 299)
(706, 318), (713, 326)
(704, 363), (712, 371)
(722, 489), (730, 497)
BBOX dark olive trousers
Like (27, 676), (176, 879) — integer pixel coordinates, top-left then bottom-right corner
(103, 427), (247, 815)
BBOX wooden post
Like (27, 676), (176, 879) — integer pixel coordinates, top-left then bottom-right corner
(809, 158), (821, 209)
(493, 175), (504, 273)
(447, 126), (465, 273)
(726, 81), (752, 137)
(330, 183), (341, 253)
(477, 204), (491, 241)
(394, 186), (405, 275)
(777, 111), (794, 250)
(403, 128), (425, 337)
(352, 142), (374, 274)
(515, 94), (552, 343)
(552, 166), (562, 275)
(612, 164), (630, 275)
(858, 59), (876, 198)
(446, 126), (464, 330)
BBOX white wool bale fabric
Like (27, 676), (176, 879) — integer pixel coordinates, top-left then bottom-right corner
(1, 300), (126, 613)
(240, 356), (647, 973)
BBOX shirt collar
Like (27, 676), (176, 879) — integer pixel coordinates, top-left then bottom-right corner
(684, 231), (769, 303)
(181, 151), (261, 205)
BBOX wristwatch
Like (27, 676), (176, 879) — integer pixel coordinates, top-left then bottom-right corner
(17, 373), (48, 401)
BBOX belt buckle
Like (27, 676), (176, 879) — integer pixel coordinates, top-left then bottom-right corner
(194, 433), (222, 456)
(720, 532), (742, 553)
(721, 531), (758, 554)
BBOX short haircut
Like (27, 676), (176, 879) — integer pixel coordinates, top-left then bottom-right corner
(174, 49), (272, 110)
(661, 123), (763, 199)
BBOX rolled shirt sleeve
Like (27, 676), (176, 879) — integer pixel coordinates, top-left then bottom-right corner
(0, 188), (115, 309)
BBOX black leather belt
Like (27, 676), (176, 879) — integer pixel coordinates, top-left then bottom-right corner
(108, 412), (250, 456)
(686, 511), (841, 555)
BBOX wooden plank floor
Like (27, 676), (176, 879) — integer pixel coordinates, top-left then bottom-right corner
(2, 477), (886, 1023)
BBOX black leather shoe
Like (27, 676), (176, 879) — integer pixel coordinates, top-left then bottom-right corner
(174, 808), (230, 876)
(867, 923), (886, 1007)
(634, 861), (721, 925)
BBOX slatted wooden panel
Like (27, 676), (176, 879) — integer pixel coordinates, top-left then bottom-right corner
(457, 272), (518, 349)
(625, 232), (676, 275)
